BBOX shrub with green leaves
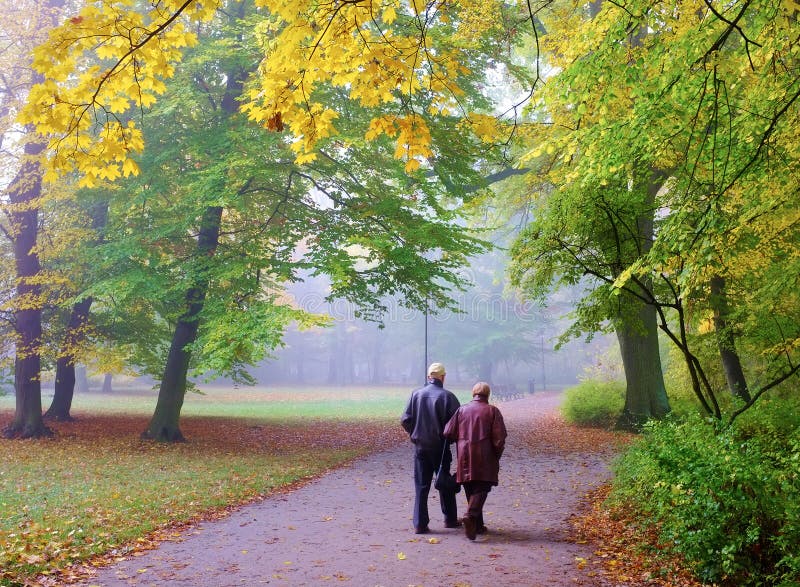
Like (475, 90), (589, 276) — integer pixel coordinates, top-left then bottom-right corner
(561, 380), (625, 428)
(609, 404), (800, 585)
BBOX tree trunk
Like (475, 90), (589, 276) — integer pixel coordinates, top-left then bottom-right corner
(710, 276), (750, 402)
(45, 297), (93, 421)
(327, 325), (353, 385)
(615, 171), (670, 431)
(3, 138), (50, 438)
(3, 0), (66, 437)
(369, 330), (383, 384)
(101, 373), (113, 393)
(46, 200), (108, 420)
(615, 292), (671, 431)
(294, 338), (306, 383)
(142, 205), (223, 442)
(327, 335), (339, 384)
(48, 356), (77, 420)
(143, 22), (244, 441)
(75, 365), (89, 393)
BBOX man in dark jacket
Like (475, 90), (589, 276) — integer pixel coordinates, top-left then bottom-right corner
(401, 362), (461, 534)
(444, 381), (507, 540)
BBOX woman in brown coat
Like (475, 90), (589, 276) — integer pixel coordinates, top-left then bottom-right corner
(443, 381), (507, 540)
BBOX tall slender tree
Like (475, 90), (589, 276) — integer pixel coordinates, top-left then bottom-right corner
(1, 0), (66, 438)
(45, 199), (108, 421)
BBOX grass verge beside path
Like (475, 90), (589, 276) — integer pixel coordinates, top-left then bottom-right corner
(0, 386), (408, 586)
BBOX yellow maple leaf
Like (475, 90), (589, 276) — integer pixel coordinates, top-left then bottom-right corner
(294, 152), (317, 165)
(122, 158), (139, 177)
(383, 5), (397, 23)
(404, 159), (421, 173)
(397, 552), (406, 560)
(106, 95), (130, 113)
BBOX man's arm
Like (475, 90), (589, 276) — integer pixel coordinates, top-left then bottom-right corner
(444, 391), (460, 422)
(400, 394), (415, 435)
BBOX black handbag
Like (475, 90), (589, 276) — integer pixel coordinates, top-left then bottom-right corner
(434, 442), (461, 494)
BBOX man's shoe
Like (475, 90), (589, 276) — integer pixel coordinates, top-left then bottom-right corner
(476, 525), (488, 535)
(462, 516), (477, 540)
(414, 526), (430, 534)
(444, 519), (462, 528)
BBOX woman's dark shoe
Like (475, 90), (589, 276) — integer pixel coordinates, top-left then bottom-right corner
(444, 519), (462, 528)
(462, 516), (477, 540)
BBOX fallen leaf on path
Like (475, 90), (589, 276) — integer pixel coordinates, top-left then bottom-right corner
(427, 538), (440, 544)
(397, 552), (406, 560)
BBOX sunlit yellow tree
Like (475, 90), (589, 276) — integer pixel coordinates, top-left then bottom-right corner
(21, 0), (514, 179)
(1, 0), (68, 438)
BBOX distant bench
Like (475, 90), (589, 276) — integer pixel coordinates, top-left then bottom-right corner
(491, 384), (525, 401)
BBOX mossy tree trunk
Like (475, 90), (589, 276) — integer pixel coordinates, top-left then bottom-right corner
(614, 171), (671, 431)
(615, 291), (671, 431)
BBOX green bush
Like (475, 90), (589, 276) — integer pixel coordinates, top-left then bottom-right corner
(609, 404), (800, 586)
(734, 395), (800, 442)
(561, 380), (625, 428)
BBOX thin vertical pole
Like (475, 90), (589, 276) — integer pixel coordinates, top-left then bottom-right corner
(540, 334), (546, 392)
(424, 297), (429, 384)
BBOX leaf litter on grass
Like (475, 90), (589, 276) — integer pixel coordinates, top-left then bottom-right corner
(0, 412), (405, 586)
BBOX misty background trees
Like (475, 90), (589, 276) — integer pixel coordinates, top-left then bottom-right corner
(250, 257), (601, 390)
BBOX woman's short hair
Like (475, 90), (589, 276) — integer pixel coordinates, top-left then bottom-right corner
(472, 381), (491, 397)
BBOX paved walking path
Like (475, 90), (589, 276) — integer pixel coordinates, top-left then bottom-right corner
(77, 392), (614, 587)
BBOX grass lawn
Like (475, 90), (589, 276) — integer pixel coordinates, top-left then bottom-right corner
(0, 384), (440, 586)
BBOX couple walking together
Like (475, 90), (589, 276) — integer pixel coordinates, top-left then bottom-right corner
(400, 362), (508, 540)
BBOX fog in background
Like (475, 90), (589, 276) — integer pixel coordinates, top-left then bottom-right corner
(20, 249), (616, 397)
(250, 254), (614, 392)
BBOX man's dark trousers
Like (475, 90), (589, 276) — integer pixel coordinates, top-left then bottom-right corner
(413, 443), (458, 530)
